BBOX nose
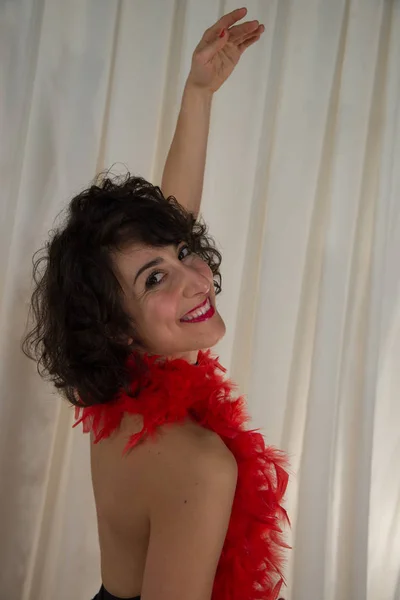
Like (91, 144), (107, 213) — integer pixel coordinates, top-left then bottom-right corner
(181, 268), (211, 300)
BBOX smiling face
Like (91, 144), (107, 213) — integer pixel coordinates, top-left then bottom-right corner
(112, 241), (226, 364)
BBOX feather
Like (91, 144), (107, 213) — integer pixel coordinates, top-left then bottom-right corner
(73, 349), (291, 600)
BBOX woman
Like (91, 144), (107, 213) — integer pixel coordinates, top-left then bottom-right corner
(22, 8), (290, 600)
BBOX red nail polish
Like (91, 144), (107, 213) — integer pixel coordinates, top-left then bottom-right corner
(219, 28), (225, 38)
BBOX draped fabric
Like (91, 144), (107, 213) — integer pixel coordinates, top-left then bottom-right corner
(0, 1), (399, 599)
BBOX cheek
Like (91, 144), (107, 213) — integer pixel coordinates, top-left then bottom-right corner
(196, 257), (213, 279)
(145, 293), (179, 322)
(140, 258), (213, 323)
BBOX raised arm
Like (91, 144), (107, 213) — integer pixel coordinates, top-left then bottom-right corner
(161, 7), (265, 219)
(161, 83), (213, 220)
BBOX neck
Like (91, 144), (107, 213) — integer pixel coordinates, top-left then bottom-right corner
(140, 349), (200, 366)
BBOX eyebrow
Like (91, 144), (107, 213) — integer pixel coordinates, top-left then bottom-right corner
(134, 257), (164, 285)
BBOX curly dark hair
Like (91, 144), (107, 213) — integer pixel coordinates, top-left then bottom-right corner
(21, 169), (222, 408)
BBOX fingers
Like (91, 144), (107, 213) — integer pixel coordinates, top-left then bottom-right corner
(200, 7), (264, 56)
(229, 21), (264, 44)
(238, 32), (262, 53)
(228, 20), (259, 43)
(216, 6), (248, 31)
(203, 7), (247, 41)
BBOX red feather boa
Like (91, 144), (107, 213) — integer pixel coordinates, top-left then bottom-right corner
(73, 349), (291, 600)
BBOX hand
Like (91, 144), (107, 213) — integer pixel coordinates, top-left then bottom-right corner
(186, 7), (265, 94)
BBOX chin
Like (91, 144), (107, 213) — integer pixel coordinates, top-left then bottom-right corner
(143, 312), (226, 357)
(191, 316), (226, 351)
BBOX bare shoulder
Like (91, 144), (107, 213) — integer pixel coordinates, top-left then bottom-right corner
(92, 413), (237, 496)
(92, 414), (238, 600)
(137, 418), (238, 600)
(133, 416), (237, 489)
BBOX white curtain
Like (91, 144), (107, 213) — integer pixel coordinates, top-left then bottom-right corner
(1, 1), (399, 599)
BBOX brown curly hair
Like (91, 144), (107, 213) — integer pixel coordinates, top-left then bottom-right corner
(21, 170), (222, 408)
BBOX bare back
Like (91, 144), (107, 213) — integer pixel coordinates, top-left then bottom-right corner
(90, 412), (237, 599)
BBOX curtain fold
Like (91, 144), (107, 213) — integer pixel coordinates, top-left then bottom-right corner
(1, 1), (398, 599)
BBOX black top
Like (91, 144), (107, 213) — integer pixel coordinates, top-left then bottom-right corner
(93, 584), (140, 600)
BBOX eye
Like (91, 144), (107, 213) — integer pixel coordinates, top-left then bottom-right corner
(178, 243), (191, 260)
(145, 271), (164, 289)
(144, 244), (192, 290)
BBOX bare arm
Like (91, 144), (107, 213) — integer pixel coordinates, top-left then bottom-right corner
(140, 421), (238, 600)
(161, 83), (213, 220)
(160, 8), (264, 219)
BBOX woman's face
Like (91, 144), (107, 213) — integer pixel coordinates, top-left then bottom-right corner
(112, 241), (226, 364)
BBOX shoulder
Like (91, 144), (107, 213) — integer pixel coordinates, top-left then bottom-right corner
(137, 418), (238, 599)
(115, 416), (237, 511)
(91, 413), (237, 523)
(92, 414), (238, 598)
(122, 414), (237, 499)
(149, 416), (237, 489)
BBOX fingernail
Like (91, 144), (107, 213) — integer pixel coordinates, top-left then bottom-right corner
(219, 28), (225, 38)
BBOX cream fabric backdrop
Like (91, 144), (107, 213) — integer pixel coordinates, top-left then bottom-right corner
(1, 1), (399, 599)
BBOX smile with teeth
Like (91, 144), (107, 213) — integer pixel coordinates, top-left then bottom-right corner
(180, 297), (215, 323)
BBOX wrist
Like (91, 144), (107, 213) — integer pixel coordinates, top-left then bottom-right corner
(184, 78), (214, 100)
